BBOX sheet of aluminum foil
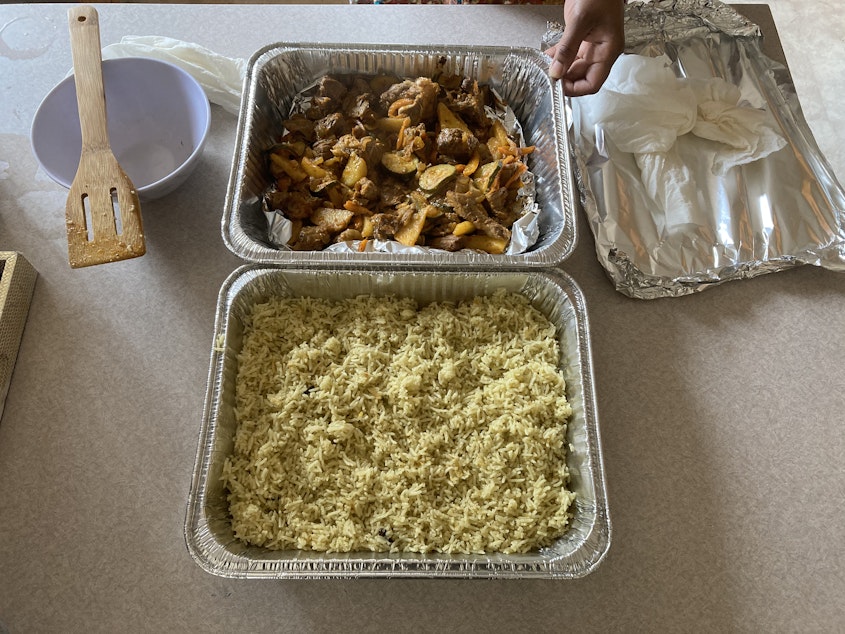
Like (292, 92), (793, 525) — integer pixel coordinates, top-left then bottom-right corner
(223, 44), (576, 269)
(545, 0), (845, 299)
(185, 266), (610, 579)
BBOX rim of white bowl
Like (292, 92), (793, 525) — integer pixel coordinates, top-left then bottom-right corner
(30, 56), (212, 197)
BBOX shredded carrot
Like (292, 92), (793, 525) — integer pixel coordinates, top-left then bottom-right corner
(490, 157), (517, 190)
(395, 116), (411, 150)
(454, 164), (466, 174)
(357, 237), (368, 252)
(463, 151), (481, 177)
(388, 98), (414, 118)
(343, 200), (372, 215)
(503, 163), (528, 189)
(520, 145), (536, 155)
(497, 145), (517, 157)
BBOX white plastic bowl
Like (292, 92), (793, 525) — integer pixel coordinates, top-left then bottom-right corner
(31, 57), (211, 201)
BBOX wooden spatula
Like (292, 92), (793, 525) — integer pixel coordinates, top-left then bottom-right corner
(65, 5), (145, 268)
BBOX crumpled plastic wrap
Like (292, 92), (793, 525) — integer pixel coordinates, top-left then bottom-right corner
(546, 0), (845, 298)
(100, 35), (246, 115)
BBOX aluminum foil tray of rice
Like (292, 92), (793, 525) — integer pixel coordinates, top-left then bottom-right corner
(185, 266), (610, 579)
(223, 44), (576, 268)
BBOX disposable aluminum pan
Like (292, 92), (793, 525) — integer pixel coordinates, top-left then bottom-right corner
(222, 43), (576, 268)
(185, 265), (610, 579)
(546, 0), (845, 298)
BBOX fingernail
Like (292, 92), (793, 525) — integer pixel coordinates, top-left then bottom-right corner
(549, 59), (564, 80)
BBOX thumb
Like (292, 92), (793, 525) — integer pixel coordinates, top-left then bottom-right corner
(548, 24), (589, 80)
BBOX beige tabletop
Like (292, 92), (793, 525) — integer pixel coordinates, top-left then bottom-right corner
(1, 2), (843, 632)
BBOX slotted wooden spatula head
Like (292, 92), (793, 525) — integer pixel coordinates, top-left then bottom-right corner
(66, 4), (145, 268)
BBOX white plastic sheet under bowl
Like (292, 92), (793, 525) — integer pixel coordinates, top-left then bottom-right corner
(31, 56), (211, 201)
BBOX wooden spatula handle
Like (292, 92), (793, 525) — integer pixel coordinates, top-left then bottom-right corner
(68, 5), (110, 152)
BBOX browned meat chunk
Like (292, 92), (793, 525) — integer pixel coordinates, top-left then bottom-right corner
(443, 78), (492, 128)
(436, 128), (479, 163)
(311, 137), (337, 161)
(427, 234), (466, 251)
(446, 189), (510, 241)
(354, 177), (380, 202)
(305, 96), (336, 121)
(331, 134), (385, 170)
(425, 213), (460, 237)
(318, 76), (348, 103)
(358, 136), (386, 167)
(315, 113), (352, 139)
(485, 186), (520, 226)
(379, 177), (409, 208)
(399, 123), (431, 157)
(371, 213), (402, 240)
(282, 113), (315, 142)
(266, 190), (320, 220)
(393, 201), (415, 228)
(289, 225), (330, 251)
(264, 190), (286, 211)
(345, 94), (376, 126)
(380, 78), (439, 124)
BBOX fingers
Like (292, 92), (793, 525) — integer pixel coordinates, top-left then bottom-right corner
(546, 42), (614, 97)
(548, 25), (590, 81)
(563, 57), (614, 97)
(546, 0), (626, 95)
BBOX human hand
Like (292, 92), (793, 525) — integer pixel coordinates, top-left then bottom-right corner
(545, 0), (626, 97)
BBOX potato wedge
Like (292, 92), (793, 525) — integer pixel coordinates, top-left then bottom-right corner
(341, 154), (368, 187)
(437, 102), (470, 133)
(490, 119), (511, 148)
(464, 234), (508, 254)
(270, 153), (308, 182)
(301, 156), (327, 179)
(376, 116), (409, 134)
(453, 220), (475, 236)
(394, 207), (427, 246)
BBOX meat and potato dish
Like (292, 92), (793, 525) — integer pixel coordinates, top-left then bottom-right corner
(264, 72), (535, 253)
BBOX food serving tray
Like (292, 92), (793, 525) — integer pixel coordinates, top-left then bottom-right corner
(185, 266), (610, 579)
(551, 0), (845, 298)
(222, 43), (576, 268)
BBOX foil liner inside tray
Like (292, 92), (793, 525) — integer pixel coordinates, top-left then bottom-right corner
(185, 266), (610, 579)
(223, 43), (576, 268)
(548, 0), (845, 298)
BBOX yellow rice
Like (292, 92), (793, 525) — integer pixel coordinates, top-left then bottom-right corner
(222, 289), (574, 554)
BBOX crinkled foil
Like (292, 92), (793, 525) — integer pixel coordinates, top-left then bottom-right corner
(224, 44), (576, 269)
(546, 0), (845, 299)
(185, 266), (610, 579)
